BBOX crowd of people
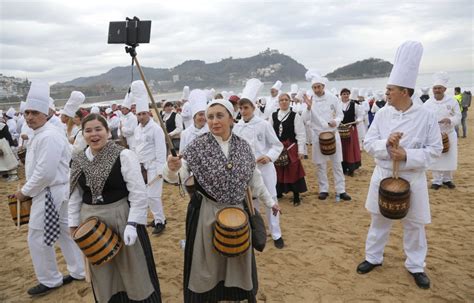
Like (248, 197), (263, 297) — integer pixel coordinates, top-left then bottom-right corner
(1, 40), (470, 302)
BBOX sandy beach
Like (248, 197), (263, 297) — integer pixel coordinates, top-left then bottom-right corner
(0, 117), (473, 303)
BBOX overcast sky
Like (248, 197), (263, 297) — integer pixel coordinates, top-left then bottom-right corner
(1, 0), (473, 84)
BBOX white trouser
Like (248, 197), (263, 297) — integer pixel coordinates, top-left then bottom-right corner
(253, 198), (281, 240)
(28, 223), (85, 287)
(365, 213), (427, 273)
(316, 161), (345, 194)
(431, 171), (453, 185)
(305, 124), (312, 144)
(147, 170), (165, 224)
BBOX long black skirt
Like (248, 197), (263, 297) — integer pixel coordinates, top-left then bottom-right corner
(183, 193), (258, 303)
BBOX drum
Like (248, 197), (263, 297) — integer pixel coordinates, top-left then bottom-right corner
(8, 195), (32, 226)
(73, 217), (123, 266)
(213, 207), (250, 257)
(18, 149), (27, 165)
(338, 125), (351, 139)
(441, 132), (449, 153)
(319, 132), (336, 155)
(184, 175), (196, 195)
(378, 177), (410, 219)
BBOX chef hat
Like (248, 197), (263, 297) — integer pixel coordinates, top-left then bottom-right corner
(290, 84), (298, 94)
(241, 78), (264, 103)
(272, 80), (282, 91)
(349, 88), (359, 100)
(6, 107), (15, 118)
(375, 90), (385, 100)
(387, 41), (423, 89)
(181, 86), (190, 101)
(62, 91), (85, 117)
(358, 88), (366, 98)
(432, 71), (449, 88)
(295, 89), (304, 101)
(420, 87), (430, 94)
(19, 101), (27, 114)
(188, 89), (208, 117)
(122, 92), (133, 109)
(90, 106), (100, 114)
(206, 99), (234, 117)
(366, 88), (373, 97)
(105, 108), (113, 114)
(131, 80), (150, 113)
(25, 80), (50, 115)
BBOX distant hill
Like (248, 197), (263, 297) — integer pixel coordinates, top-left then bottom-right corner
(56, 49), (307, 94)
(325, 58), (393, 80)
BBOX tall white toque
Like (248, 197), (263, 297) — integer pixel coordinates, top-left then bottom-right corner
(387, 41), (423, 89)
(25, 80), (50, 115)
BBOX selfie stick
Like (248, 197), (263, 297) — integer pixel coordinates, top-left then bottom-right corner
(125, 45), (178, 157)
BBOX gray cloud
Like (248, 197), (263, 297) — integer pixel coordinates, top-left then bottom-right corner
(1, 0), (472, 83)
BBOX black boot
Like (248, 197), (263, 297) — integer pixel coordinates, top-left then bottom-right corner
(293, 192), (301, 206)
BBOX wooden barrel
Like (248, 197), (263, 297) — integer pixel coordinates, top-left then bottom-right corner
(213, 207), (250, 257)
(338, 125), (351, 139)
(441, 132), (449, 153)
(18, 149), (26, 165)
(378, 177), (410, 219)
(319, 131), (336, 155)
(8, 195), (32, 226)
(73, 217), (123, 266)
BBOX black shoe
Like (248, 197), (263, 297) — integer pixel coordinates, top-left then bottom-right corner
(356, 260), (382, 274)
(274, 237), (285, 249)
(27, 283), (58, 296)
(62, 275), (84, 285)
(318, 192), (329, 200)
(293, 193), (301, 206)
(409, 272), (430, 289)
(431, 184), (441, 190)
(152, 223), (166, 235)
(443, 181), (456, 189)
(348, 171), (354, 177)
(277, 193), (283, 199)
(339, 192), (352, 201)
(304, 155), (309, 159)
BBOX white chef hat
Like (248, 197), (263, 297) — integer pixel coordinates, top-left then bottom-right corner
(6, 107), (15, 118)
(122, 92), (133, 109)
(432, 71), (449, 88)
(105, 108), (113, 114)
(241, 78), (264, 103)
(25, 80), (50, 115)
(358, 88), (366, 98)
(272, 80), (282, 91)
(387, 41), (423, 89)
(19, 101), (27, 114)
(349, 88), (359, 100)
(90, 106), (100, 114)
(181, 86), (190, 101)
(131, 80), (150, 113)
(420, 87), (430, 94)
(206, 99), (234, 117)
(189, 89), (207, 117)
(290, 84), (298, 94)
(295, 89), (304, 101)
(62, 91), (85, 117)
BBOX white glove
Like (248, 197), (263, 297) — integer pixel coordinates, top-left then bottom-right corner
(123, 225), (137, 246)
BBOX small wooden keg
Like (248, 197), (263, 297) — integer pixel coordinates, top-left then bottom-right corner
(378, 161), (411, 219)
(73, 217), (123, 266)
(213, 207), (250, 257)
(8, 195), (32, 226)
(338, 125), (351, 139)
(319, 131), (336, 155)
(441, 132), (449, 153)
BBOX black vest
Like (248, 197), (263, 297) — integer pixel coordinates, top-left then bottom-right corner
(420, 95), (429, 103)
(375, 100), (386, 108)
(342, 101), (356, 124)
(79, 157), (129, 205)
(163, 112), (177, 133)
(272, 110), (296, 142)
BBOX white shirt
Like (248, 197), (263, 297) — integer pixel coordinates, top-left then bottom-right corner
(179, 123), (209, 154)
(163, 134), (275, 208)
(181, 102), (193, 129)
(302, 92), (344, 135)
(263, 96), (279, 120)
(107, 115), (120, 131)
(120, 111), (138, 149)
(341, 101), (364, 123)
(233, 115), (283, 162)
(68, 148), (149, 227)
(72, 130), (87, 156)
(133, 119), (166, 174)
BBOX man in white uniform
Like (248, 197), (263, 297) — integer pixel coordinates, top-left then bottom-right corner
(131, 80), (167, 235)
(179, 89), (209, 153)
(234, 78), (285, 249)
(120, 92), (138, 149)
(424, 72), (461, 189)
(302, 73), (351, 201)
(180, 86), (193, 129)
(262, 80), (282, 120)
(356, 41), (442, 289)
(16, 81), (85, 296)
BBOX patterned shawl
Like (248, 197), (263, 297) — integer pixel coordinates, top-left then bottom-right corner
(70, 141), (124, 203)
(183, 132), (255, 205)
